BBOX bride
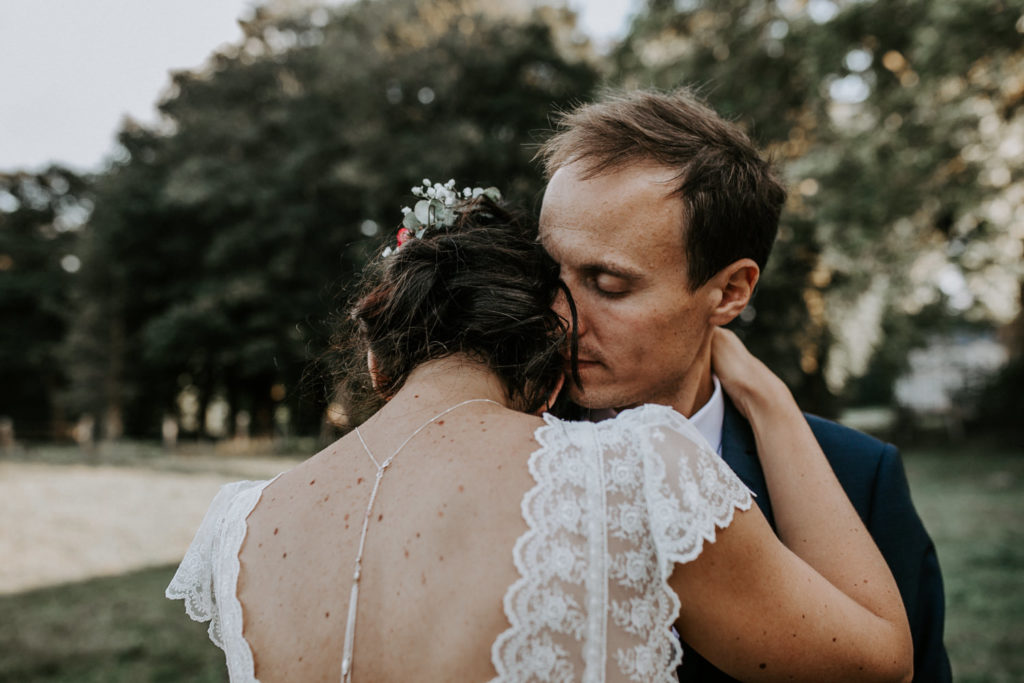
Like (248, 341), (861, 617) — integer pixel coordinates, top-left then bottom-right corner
(168, 182), (912, 682)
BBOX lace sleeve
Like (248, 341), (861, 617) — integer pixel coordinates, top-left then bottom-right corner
(490, 405), (756, 683)
(630, 404), (754, 579)
(165, 480), (267, 649)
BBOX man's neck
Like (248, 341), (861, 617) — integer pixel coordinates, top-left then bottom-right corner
(672, 365), (716, 418)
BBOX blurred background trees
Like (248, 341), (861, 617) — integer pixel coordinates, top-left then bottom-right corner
(617, 0), (1024, 424)
(36, 0), (600, 441)
(0, 168), (91, 439)
(1, 0), (1020, 443)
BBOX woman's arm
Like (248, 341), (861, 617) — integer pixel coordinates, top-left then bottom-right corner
(669, 328), (913, 682)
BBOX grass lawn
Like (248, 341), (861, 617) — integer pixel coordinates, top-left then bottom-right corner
(903, 447), (1024, 683)
(1, 447), (1021, 681)
(0, 566), (226, 683)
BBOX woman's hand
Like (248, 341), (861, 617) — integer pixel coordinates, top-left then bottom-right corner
(710, 327), (790, 422)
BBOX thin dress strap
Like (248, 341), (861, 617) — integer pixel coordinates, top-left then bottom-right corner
(341, 398), (502, 681)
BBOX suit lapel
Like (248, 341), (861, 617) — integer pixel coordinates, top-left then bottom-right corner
(720, 396), (775, 526)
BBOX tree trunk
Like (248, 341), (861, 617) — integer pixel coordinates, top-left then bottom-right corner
(104, 315), (125, 440)
(44, 369), (68, 441)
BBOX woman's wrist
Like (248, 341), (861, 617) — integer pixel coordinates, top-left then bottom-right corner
(733, 375), (796, 424)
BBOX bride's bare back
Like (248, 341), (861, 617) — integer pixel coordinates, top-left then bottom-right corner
(238, 401), (540, 682)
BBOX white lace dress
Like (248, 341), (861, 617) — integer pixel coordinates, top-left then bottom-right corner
(167, 403), (753, 682)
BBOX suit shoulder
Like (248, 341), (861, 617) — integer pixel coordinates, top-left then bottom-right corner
(801, 415), (914, 519)
(803, 413), (897, 467)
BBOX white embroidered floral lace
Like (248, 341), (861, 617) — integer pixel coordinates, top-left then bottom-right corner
(167, 403), (752, 682)
(491, 404), (753, 682)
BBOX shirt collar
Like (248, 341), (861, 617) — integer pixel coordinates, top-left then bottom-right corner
(688, 375), (724, 453)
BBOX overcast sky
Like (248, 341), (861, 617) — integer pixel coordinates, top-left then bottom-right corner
(0, 0), (633, 173)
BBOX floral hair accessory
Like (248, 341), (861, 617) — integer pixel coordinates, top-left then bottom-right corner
(382, 178), (501, 257)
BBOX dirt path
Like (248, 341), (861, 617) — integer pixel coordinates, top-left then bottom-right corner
(0, 459), (295, 594)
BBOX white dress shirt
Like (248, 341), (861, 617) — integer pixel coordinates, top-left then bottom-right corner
(688, 374), (724, 454)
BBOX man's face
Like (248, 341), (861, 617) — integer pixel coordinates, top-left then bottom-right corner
(540, 161), (719, 415)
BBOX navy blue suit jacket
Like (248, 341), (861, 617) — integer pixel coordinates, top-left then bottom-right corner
(677, 397), (952, 682)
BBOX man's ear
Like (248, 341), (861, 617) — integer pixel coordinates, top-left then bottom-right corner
(708, 259), (760, 327)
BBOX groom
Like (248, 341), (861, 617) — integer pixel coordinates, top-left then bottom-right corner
(537, 89), (951, 682)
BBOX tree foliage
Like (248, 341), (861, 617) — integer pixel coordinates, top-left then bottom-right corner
(5, 0), (1020, 439)
(0, 168), (91, 438)
(62, 0), (599, 438)
(615, 0), (1024, 414)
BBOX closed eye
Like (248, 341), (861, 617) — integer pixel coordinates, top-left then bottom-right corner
(590, 272), (631, 297)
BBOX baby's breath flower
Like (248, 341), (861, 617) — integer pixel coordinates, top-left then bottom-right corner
(381, 179), (501, 258)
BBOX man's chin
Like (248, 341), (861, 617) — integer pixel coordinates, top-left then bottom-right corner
(566, 384), (626, 412)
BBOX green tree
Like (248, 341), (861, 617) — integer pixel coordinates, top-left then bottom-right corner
(0, 168), (91, 439)
(69, 0), (600, 438)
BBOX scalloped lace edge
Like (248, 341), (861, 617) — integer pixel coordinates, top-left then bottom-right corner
(655, 483), (754, 674)
(491, 405), (756, 682)
(166, 477), (280, 683)
(490, 412), (563, 681)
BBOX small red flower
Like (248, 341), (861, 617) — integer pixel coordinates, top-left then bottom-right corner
(396, 227), (412, 247)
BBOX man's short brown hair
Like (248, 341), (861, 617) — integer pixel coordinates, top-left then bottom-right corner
(538, 88), (787, 289)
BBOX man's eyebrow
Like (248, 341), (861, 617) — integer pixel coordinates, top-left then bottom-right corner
(579, 261), (643, 281)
